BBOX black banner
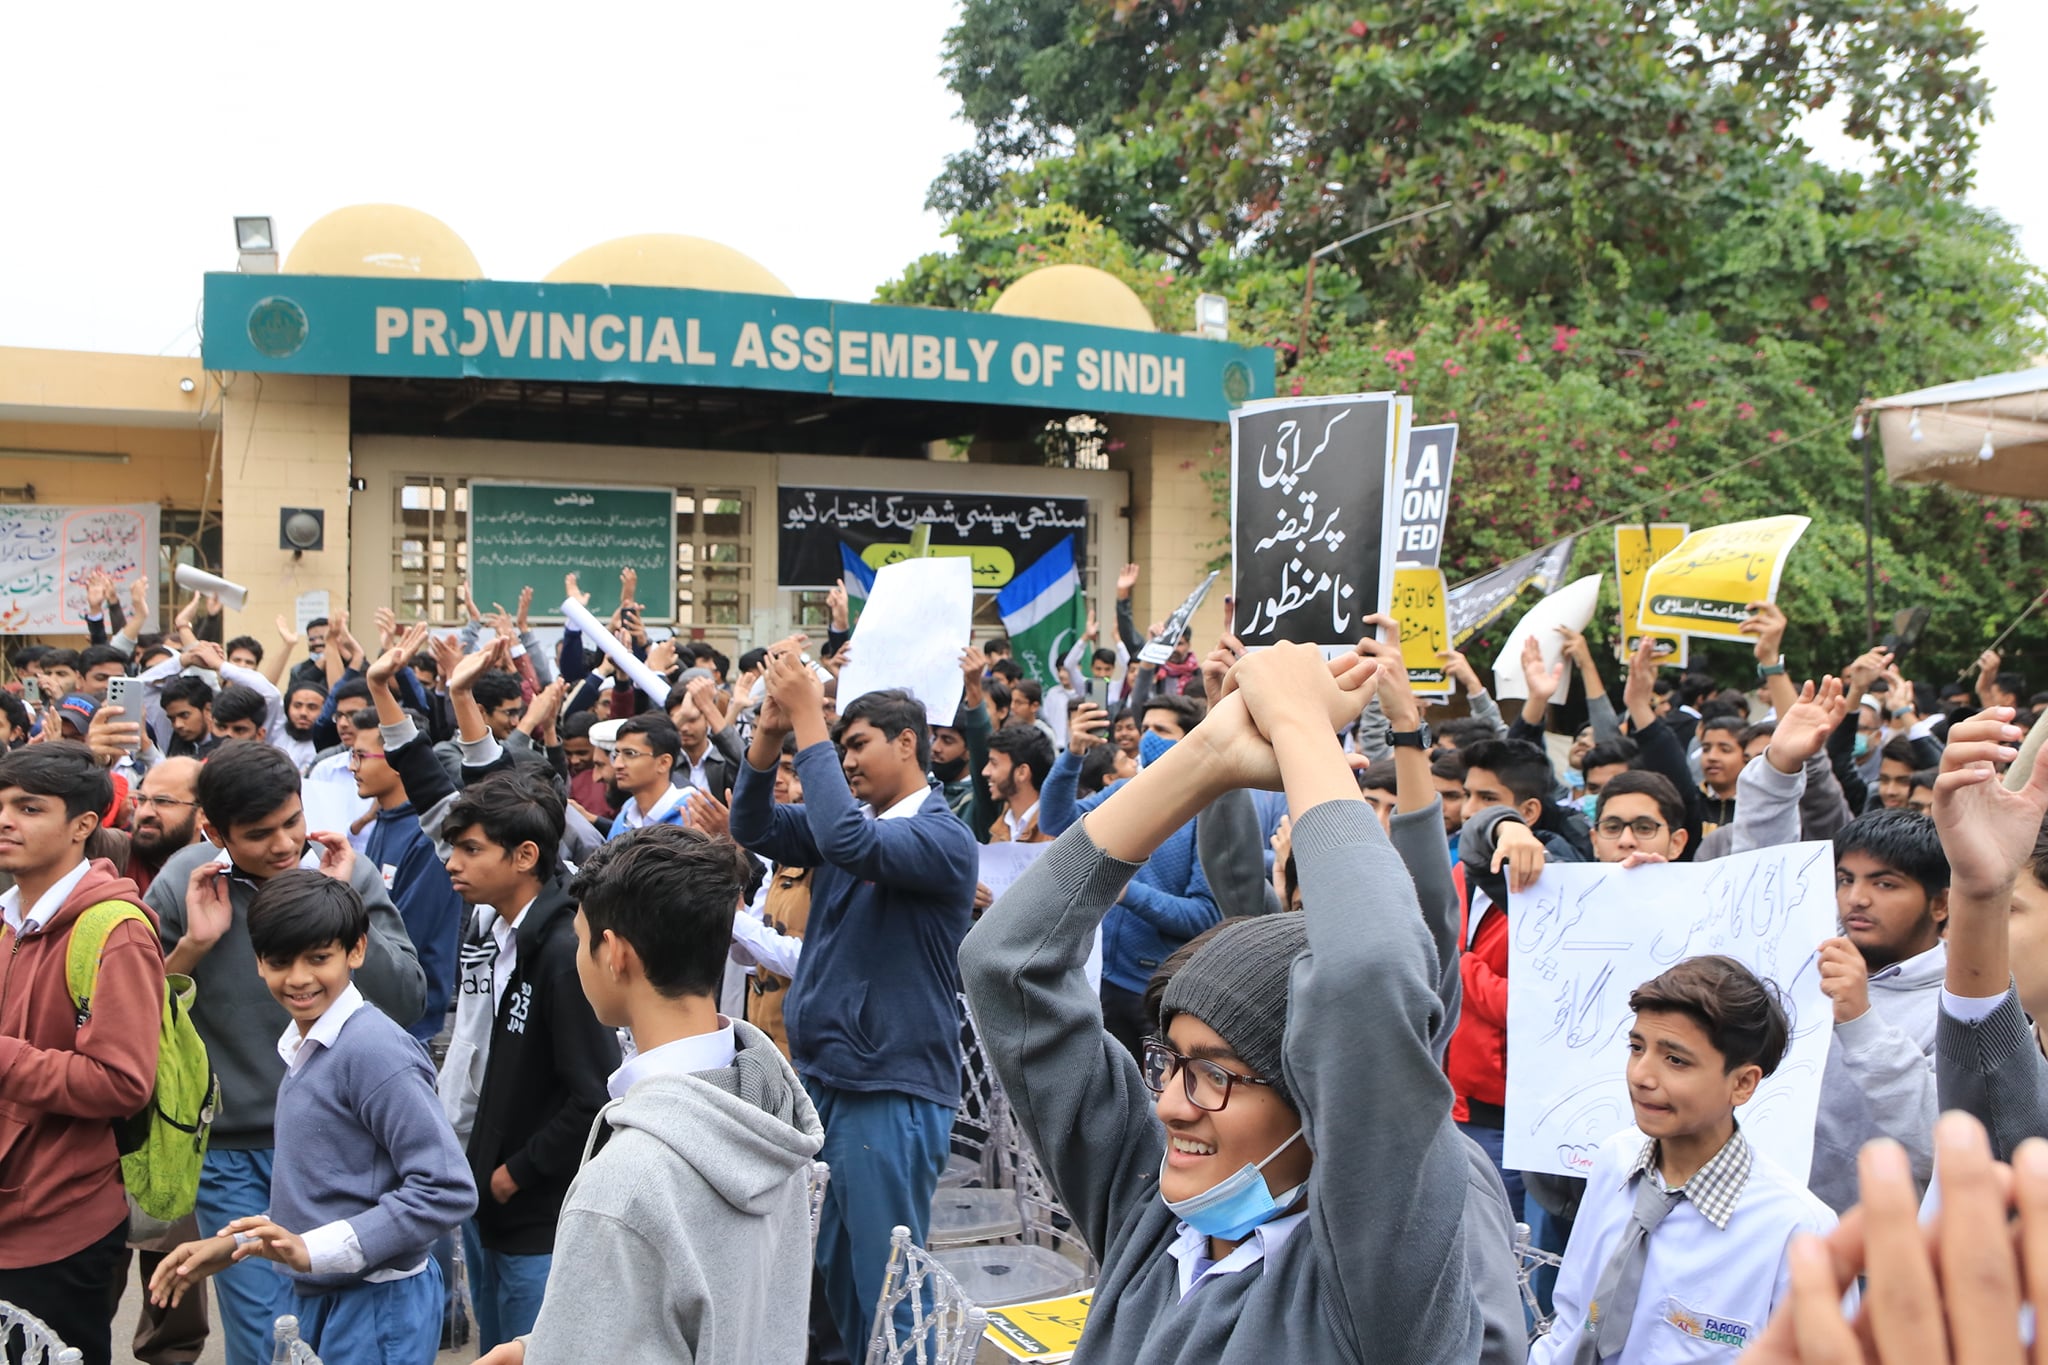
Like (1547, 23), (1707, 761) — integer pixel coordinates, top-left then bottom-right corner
(776, 487), (1089, 591)
(1230, 395), (1399, 648)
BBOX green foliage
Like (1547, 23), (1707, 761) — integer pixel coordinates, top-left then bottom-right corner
(904, 0), (2048, 685)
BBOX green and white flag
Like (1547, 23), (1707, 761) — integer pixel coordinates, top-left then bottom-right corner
(996, 535), (1084, 691)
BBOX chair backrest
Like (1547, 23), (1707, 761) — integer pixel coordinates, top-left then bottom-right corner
(0, 1300), (83, 1365)
(1511, 1222), (1564, 1341)
(955, 992), (1015, 1186)
(274, 1314), (324, 1365)
(807, 1160), (831, 1251)
(864, 1224), (991, 1365)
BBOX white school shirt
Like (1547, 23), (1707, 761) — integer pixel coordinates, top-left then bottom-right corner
(0, 858), (91, 936)
(1166, 1210), (1308, 1301)
(1531, 1127), (1843, 1364)
(276, 985), (429, 1283)
(617, 780), (688, 832)
(607, 1020), (737, 1100)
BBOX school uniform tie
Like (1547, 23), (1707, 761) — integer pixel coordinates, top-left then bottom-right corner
(1575, 1174), (1682, 1364)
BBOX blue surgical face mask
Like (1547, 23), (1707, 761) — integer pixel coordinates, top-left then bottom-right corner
(1579, 792), (1600, 822)
(1160, 1127), (1306, 1242)
(1853, 733), (1872, 760)
(1139, 729), (1176, 769)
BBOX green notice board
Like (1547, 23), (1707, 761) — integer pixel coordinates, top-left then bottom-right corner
(467, 481), (675, 621)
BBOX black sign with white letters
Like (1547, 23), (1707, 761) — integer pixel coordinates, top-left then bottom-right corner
(1229, 394), (1400, 649)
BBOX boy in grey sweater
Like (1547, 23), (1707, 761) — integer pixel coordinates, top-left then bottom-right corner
(960, 641), (1480, 1364)
(480, 824), (826, 1365)
(150, 869), (475, 1365)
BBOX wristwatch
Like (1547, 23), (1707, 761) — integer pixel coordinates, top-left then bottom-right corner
(1756, 660), (1787, 679)
(1388, 723), (1434, 750)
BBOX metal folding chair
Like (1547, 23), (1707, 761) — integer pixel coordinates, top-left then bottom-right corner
(0, 1301), (82, 1365)
(864, 1225), (990, 1365)
(1512, 1221), (1565, 1341)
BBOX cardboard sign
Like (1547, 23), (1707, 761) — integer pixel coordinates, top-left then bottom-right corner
(1395, 423), (1458, 567)
(1392, 567), (1451, 696)
(1503, 843), (1836, 1179)
(1613, 525), (1689, 667)
(983, 1292), (1092, 1362)
(1230, 393), (1400, 649)
(1636, 516), (1811, 641)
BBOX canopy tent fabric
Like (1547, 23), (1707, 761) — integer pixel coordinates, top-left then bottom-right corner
(1868, 366), (2048, 500)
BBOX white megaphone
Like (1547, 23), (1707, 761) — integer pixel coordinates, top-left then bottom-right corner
(173, 563), (251, 612)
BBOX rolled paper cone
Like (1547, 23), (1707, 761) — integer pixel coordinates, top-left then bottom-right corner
(2005, 705), (2048, 792)
(172, 563), (250, 611)
(561, 597), (669, 704)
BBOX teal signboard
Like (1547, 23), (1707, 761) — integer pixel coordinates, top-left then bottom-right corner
(202, 273), (1273, 422)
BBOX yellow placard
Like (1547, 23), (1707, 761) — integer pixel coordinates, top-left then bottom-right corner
(1635, 515), (1811, 642)
(983, 1292), (1092, 1362)
(860, 542), (1016, 588)
(1614, 524), (1689, 668)
(1392, 566), (1451, 697)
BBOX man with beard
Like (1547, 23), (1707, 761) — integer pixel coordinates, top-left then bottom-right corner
(126, 757), (205, 895)
(276, 680), (327, 773)
(928, 646), (993, 839)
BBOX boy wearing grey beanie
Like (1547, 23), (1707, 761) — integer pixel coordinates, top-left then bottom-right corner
(960, 641), (1488, 1363)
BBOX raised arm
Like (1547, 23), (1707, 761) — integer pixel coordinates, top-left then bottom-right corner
(1723, 676), (1845, 857)
(1932, 707), (2048, 1160)
(1227, 643), (1479, 1363)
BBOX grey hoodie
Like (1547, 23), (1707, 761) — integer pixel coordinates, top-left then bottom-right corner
(1807, 940), (1945, 1213)
(523, 1019), (825, 1365)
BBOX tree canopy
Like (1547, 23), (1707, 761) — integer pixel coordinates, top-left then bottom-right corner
(893, 0), (2045, 680)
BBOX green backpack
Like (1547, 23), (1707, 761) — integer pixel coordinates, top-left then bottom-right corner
(65, 900), (220, 1222)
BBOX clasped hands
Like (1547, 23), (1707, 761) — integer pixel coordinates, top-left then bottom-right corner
(1183, 638), (1380, 790)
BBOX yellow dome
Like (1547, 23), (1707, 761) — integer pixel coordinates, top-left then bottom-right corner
(283, 204), (482, 279)
(543, 235), (793, 296)
(990, 264), (1157, 332)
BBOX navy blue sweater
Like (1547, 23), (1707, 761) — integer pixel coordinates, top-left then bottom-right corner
(273, 1001), (476, 1293)
(728, 742), (977, 1108)
(364, 802), (464, 1042)
(1039, 749), (1217, 994)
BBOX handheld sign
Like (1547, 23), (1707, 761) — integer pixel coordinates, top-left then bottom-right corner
(1392, 567), (1452, 696)
(1503, 843), (1836, 1180)
(1636, 515), (1811, 641)
(1613, 524), (1689, 667)
(1491, 574), (1601, 701)
(1230, 393), (1400, 649)
(1395, 424), (1458, 567)
(1139, 571), (1219, 665)
(835, 555), (974, 726)
(1447, 537), (1579, 646)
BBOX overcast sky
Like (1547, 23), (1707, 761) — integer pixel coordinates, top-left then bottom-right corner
(2, 0), (2040, 360)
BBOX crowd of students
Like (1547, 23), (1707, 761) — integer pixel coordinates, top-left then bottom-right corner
(5, 557), (2048, 1365)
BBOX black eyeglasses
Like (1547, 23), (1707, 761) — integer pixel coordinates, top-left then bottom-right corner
(1141, 1041), (1274, 1113)
(1595, 816), (1668, 840)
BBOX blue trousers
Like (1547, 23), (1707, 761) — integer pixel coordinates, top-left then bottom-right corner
(803, 1079), (952, 1357)
(195, 1148), (295, 1365)
(294, 1262), (443, 1365)
(460, 1220), (551, 1351)
(1456, 1119), (1526, 1223)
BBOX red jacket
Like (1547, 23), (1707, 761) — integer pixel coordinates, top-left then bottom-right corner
(1444, 861), (1509, 1122)
(0, 859), (165, 1267)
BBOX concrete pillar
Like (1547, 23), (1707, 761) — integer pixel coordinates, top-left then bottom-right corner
(217, 374), (351, 639)
(1115, 416), (1231, 648)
